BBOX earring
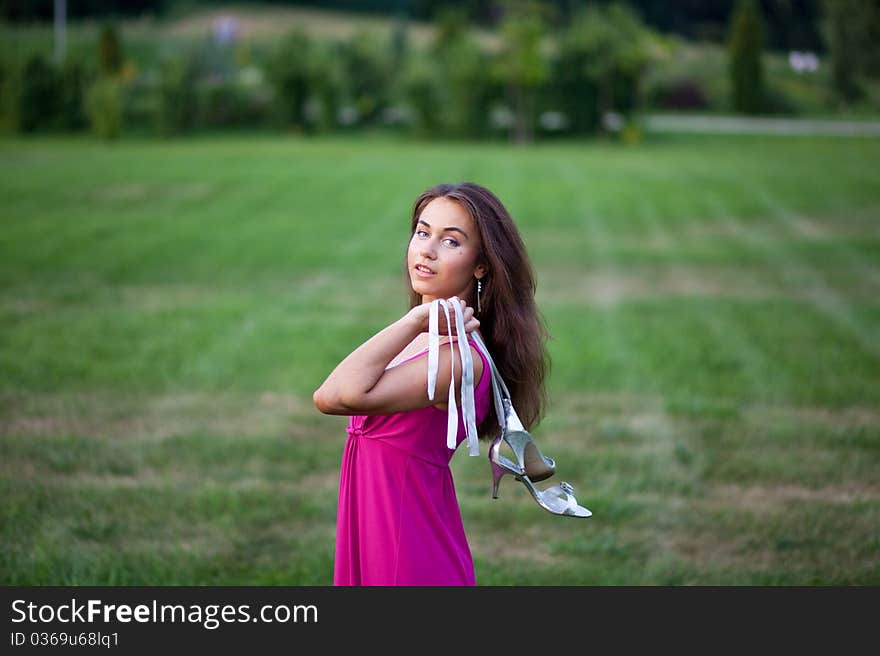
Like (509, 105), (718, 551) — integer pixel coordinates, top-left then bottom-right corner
(477, 279), (482, 313)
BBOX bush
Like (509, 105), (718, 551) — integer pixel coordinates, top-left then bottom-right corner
(120, 71), (159, 134)
(552, 3), (653, 135)
(547, 44), (598, 134)
(156, 55), (198, 136)
(337, 30), (393, 127)
(86, 78), (123, 140)
(200, 80), (241, 127)
(823, 0), (880, 103)
(98, 23), (123, 78)
(494, 0), (552, 143)
(762, 85), (800, 115)
(12, 53), (60, 133)
(267, 29), (314, 131)
(436, 27), (496, 138)
(650, 78), (709, 110)
(401, 54), (443, 136)
(0, 59), (9, 132)
(58, 59), (88, 131)
(402, 10), (497, 140)
(307, 41), (345, 133)
(195, 77), (271, 129)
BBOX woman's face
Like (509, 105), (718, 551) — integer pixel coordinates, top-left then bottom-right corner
(407, 196), (486, 307)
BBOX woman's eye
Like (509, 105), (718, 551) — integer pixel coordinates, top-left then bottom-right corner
(414, 230), (458, 247)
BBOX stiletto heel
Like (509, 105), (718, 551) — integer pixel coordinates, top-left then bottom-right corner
(490, 434), (522, 499)
(501, 399), (556, 482)
(491, 459), (506, 499)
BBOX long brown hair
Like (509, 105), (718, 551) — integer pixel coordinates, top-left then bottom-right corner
(405, 182), (551, 441)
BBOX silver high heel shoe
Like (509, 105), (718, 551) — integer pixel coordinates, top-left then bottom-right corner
(490, 438), (592, 518)
(471, 332), (592, 519)
(496, 398), (556, 482)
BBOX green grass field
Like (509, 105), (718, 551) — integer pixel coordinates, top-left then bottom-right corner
(1, 131), (879, 585)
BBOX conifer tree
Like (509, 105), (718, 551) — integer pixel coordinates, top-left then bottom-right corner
(728, 0), (766, 114)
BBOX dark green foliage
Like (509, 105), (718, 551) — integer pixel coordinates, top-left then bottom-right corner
(119, 74), (158, 133)
(494, 0), (552, 143)
(308, 41), (345, 133)
(196, 80), (243, 128)
(58, 59), (88, 131)
(728, 0), (766, 114)
(389, 11), (409, 70)
(16, 53), (59, 132)
(5, 54), (90, 134)
(823, 0), (880, 103)
(195, 79), (265, 129)
(85, 77), (122, 139)
(403, 7), (497, 139)
(551, 3), (650, 135)
(649, 78), (709, 111)
(337, 30), (393, 127)
(545, 38), (596, 136)
(97, 23), (123, 78)
(401, 7), (462, 136)
(441, 37), (497, 138)
(0, 1), (828, 54)
(267, 29), (314, 131)
(156, 55), (197, 135)
(402, 54), (442, 135)
(0, 59), (6, 129)
(0, 3), (857, 140)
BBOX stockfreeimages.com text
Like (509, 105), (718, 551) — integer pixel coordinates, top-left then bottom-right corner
(11, 599), (317, 630)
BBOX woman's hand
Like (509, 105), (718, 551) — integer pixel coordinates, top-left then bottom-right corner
(405, 297), (480, 336)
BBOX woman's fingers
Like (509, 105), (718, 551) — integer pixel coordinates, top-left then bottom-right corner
(437, 297), (479, 334)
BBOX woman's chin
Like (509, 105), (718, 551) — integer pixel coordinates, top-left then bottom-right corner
(411, 277), (435, 291)
(410, 276), (461, 301)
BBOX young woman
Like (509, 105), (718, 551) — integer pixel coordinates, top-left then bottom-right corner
(313, 182), (550, 586)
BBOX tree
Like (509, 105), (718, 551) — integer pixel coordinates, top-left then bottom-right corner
(58, 59), (87, 130)
(98, 22), (123, 78)
(557, 3), (652, 135)
(267, 29), (314, 131)
(494, 0), (552, 144)
(11, 53), (60, 132)
(308, 40), (345, 133)
(823, 0), (880, 103)
(156, 55), (197, 136)
(337, 30), (394, 127)
(427, 7), (496, 138)
(728, 0), (766, 114)
(85, 77), (122, 140)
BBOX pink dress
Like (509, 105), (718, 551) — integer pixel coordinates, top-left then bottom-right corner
(333, 336), (492, 586)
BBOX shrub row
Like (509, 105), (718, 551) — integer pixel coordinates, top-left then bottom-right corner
(0, 3), (806, 140)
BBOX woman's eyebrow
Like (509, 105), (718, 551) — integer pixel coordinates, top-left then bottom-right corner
(417, 219), (469, 239)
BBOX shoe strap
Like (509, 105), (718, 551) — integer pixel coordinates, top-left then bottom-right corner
(469, 331), (525, 432)
(426, 298), (479, 456)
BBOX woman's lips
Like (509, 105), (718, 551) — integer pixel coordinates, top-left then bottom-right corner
(414, 265), (436, 278)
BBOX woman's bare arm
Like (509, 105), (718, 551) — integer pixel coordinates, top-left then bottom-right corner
(312, 297), (480, 415)
(312, 314), (421, 415)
